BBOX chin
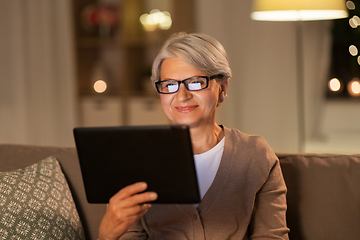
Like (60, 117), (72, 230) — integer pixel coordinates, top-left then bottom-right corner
(170, 119), (196, 127)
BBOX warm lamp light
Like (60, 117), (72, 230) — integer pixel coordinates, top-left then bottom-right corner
(251, 0), (348, 152)
(251, 0), (348, 21)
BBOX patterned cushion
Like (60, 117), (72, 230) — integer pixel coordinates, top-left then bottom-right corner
(0, 156), (85, 240)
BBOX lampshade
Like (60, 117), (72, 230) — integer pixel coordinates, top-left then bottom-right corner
(251, 0), (348, 21)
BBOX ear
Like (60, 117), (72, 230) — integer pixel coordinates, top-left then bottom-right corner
(218, 78), (229, 105)
(219, 78), (229, 99)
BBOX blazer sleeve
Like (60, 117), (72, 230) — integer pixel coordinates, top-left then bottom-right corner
(121, 219), (148, 240)
(249, 159), (290, 239)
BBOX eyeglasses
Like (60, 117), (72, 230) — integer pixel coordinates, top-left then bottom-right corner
(155, 75), (221, 94)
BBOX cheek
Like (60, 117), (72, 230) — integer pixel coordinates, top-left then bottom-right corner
(160, 95), (172, 115)
(160, 94), (170, 105)
(201, 91), (220, 109)
(208, 97), (219, 111)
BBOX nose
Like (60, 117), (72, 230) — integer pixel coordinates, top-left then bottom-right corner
(176, 83), (192, 102)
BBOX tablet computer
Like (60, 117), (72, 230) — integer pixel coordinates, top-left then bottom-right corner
(73, 125), (200, 204)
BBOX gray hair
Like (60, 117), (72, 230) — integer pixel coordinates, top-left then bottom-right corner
(151, 32), (232, 84)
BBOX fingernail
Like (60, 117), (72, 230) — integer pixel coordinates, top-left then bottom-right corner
(150, 192), (158, 199)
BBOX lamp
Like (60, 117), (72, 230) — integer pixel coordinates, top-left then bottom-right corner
(251, 0), (348, 152)
(252, 0), (348, 21)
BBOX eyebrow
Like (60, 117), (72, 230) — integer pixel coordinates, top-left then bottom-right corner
(160, 76), (203, 81)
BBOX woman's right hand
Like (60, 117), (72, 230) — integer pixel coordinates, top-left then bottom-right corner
(98, 182), (158, 240)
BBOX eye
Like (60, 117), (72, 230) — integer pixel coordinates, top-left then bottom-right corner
(164, 81), (177, 88)
(189, 77), (203, 84)
(186, 77), (207, 90)
(187, 82), (202, 90)
(160, 80), (178, 93)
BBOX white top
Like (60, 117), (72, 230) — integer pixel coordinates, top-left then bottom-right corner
(194, 137), (225, 199)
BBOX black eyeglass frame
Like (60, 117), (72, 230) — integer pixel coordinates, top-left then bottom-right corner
(155, 74), (223, 94)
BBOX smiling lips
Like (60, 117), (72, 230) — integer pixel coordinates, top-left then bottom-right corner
(175, 105), (198, 113)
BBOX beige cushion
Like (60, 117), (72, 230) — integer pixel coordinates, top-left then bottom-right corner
(0, 144), (106, 240)
(0, 156), (85, 239)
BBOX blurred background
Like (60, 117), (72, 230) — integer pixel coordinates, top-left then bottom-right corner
(1, 0), (359, 154)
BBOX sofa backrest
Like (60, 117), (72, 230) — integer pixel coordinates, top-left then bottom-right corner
(278, 153), (360, 240)
(2, 144), (360, 240)
(0, 144), (106, 240)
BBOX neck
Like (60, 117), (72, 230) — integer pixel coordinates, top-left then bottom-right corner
(189, 123), (224, 155)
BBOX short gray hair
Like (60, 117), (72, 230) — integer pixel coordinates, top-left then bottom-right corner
(151, 32), (232, 84)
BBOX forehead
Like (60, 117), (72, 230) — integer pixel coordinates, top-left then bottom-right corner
(160, 57), (206, 80)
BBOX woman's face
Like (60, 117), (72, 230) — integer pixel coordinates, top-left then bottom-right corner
(159, 57), (227, 128)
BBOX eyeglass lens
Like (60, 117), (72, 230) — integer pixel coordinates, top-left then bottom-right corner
(157, 77), (208, 93)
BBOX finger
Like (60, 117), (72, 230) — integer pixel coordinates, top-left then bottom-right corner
(104, 202), (152, 231)
(110, 192), (158, 214)
(107, 192), (157, 221)
(122, 203), (152, 219)
(127, 191), (158, 206)
(111, 182), (148, 202)
(109, 185), (158, 209)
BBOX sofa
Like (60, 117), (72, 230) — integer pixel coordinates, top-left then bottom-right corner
(0, 143), (359, 240)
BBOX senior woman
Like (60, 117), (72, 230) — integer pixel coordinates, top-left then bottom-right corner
(99, 32), (289, 240)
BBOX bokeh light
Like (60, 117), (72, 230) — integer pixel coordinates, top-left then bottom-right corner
(140, 9), (172, 31)
(349, 45), (358, 56)
(346, 0), (356, 10)
(94, 80), (107, 93)
(349, 16), (360, 28)
(348, 78), (360, 97)
(328, 78), (342, 92)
